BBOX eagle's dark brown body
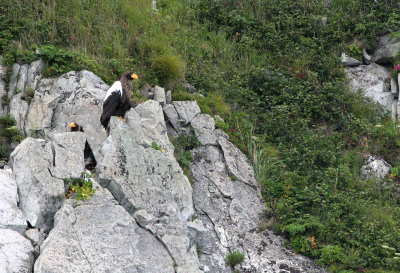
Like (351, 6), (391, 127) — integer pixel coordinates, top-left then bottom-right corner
(100, 71), (136, 129)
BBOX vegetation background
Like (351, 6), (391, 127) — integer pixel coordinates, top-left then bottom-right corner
(1, 0), (400, 272)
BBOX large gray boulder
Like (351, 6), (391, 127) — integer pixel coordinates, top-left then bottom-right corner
(190, 114), (217, 145)
(345, 63), (393, 111)
(48, 132), (86, 179)
(0, 228), (34, 273)
(8, 132), (86, 233)
(172, 100), (201, 126)
(9, 138), (64, 232)
(134, 100), (174, 155)
(0, 170), (27, 234)
(372, 33), (400, 64)
(24, 70), (108, 163)
(361, 155), (391, 180)
(98, 114), (201, 273)
(191, 136), (325, 273)
(34, 181), (175, 273)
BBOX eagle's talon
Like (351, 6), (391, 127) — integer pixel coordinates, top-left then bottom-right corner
(119, 116), (125, 122)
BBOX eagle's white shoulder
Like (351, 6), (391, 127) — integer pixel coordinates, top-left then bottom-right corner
(104, 81), (123, 102)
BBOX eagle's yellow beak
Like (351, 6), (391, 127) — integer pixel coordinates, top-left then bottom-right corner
(131, 73), (138, 80)
(69, 122), (76, 128)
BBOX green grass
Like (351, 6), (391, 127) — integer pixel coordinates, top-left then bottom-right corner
(2, 0), (400, 271)
(0, 115), (24, 159)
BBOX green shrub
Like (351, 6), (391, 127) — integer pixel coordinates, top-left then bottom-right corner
(21, 88), (35, 104)
(66, 172), (95, 200)
(170, 129), (200, 183)
(151, 53), (185, 87)
(225, 251), (245, 269)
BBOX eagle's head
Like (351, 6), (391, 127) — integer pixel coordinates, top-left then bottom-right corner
(123, 71), (138, 81)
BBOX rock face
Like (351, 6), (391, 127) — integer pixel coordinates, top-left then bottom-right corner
(98, 109), (201, 272)
(361, 155), (391, 180)
(345, 63), (393, 111)
(0, 228), (34, 273)
(0, 170), (27, 234)
(341, 52), (362, 67)
(35, 181), (175, 273)
(0, 59), (326, 272)
(372, 33), (400, 64)
(190, 118), (324, 273)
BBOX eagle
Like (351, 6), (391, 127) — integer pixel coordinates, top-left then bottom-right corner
(100, 71), (138, 131)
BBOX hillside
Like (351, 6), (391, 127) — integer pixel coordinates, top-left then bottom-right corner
(1, 0), (400, 272)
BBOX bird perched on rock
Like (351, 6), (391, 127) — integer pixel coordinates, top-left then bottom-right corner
(69, 122), (97, 170)
(69, 122), (83, 132)
(100, 71), (138, 132)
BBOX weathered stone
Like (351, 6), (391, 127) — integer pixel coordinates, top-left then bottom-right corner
(0, 56), (6, 115)
(166, 90), (172, 104)
(8, 63), (20, 97)
(35, 180), (175, 273)
(0, 170), (27, 234)
(392, 100), (398, 120)
(98, 116), (201, 273)
(372, 33), (400, 64)
(0, 80), (6, 116)
(190, 114), (217, 145)
(172, 100), (201, 126)
(391, 78), (398, 96)
(190, 144), (324, 273)
(341, 52), (361, 67)
(153, 86), (166, 105)
(181, 82), (197, 93)
(0, 228), (34, 273)
(362, 48), (371, 65)
(9, 138), (64, 232)
(16, 64), (28, 94)
(48, 132), (86, 179)
(25, 70), (108, 164)
(10, 93), (29, 132)
(163, 104), (181, 132)
(0, 56), (5, 78)
(218, 137), (258, 188)
(360, 155), (391, 180)
(345, 63), (393, 112)
(134, 100), (174, 155)
(166, 122), (179, 138)
(25, 228), (46, 247)
(26, 59), (45, 90)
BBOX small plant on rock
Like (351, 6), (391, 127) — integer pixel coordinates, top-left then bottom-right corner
(66, 171), (95, 200)
(21, 88), (35, 104)
(225, 251), (245, 270)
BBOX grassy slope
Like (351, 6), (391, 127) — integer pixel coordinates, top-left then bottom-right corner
(2, 0), (400, 272)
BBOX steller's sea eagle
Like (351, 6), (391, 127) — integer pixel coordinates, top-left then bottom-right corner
(100, 71), (138, 131)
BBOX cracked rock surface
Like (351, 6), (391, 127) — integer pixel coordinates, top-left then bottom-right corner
(0, 61), (327, 272)
(34, 181), (175, 273)
(98, 105), (201, 273)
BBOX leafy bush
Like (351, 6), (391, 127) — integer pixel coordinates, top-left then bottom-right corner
(21, 88), (35, 104)
(0, 115), (23, 159)
(66, 172), (95, 200)
(170, 129), (200, 183)
(151, 53), (185, 87)
(225, 251), (245, 269)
